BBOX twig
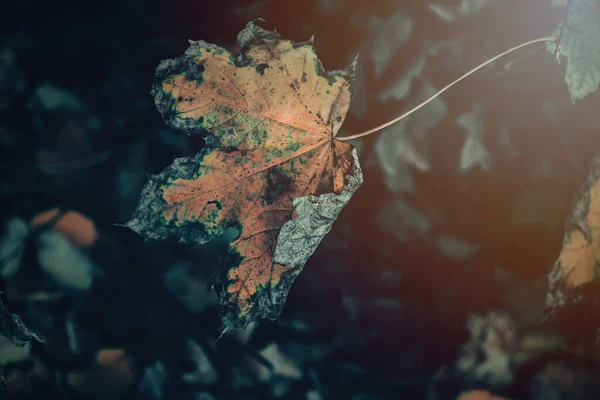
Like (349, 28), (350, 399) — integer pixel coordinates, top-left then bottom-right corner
(337, 36), (557, 141)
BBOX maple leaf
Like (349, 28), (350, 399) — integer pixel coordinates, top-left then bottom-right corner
(125, 21), (363, 332)
(547, 156), (600, 312)
(547, 0), (600, 102)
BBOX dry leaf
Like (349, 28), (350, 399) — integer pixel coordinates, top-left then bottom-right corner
(126, 21), (362, 331)
(67, 349), (134, 400)
(457, 390), (512, 400)
(31, 208), (98, 248)
(547, 157), (600, 311)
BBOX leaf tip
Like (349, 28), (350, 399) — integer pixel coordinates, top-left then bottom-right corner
(238, 18), (279, 51)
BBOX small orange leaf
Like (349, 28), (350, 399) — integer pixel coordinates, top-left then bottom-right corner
(31, 208), (97, 248)
(67, 349), (133, 399)
(457, 390), (513, 400)
(126, 21), (362, 331)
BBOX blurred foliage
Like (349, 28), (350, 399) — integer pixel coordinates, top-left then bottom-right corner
(1, 0), (600, 399)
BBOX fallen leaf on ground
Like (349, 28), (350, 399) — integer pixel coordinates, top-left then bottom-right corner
(457, 390), (512, 400)
(31, 208), (98, 248)
(67, 349), (134, 400)
(126, 21), (363, 332)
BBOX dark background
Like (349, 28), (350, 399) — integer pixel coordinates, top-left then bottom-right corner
(1, 0), (599, 399)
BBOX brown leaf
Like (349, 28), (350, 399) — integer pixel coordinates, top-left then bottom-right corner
(67, 349), (133, 400)
(547, 156), (600, 311)
(31, 208), (97, 248)
(126, 21), (362, 331)
(558, 182), (600, 287)
(457, 390), (512, 400)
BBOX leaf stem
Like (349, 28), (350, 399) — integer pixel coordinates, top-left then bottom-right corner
(337, 36), (557, 141)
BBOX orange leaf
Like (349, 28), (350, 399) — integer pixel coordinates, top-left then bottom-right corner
(559, 180), (600, 287)
(457, 390), (513, 400)
(548, 157), (600, 310)
(126, 21), (363, 331)
(31, 208), (97, 248)
(67, 349), (133, 399)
